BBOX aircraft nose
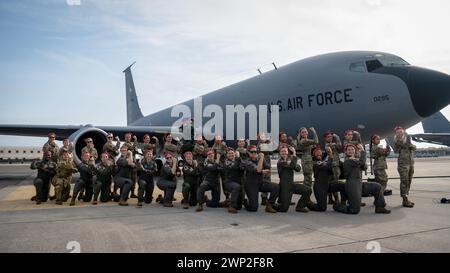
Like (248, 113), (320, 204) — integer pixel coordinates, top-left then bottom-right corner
(407, 66), (450, 117)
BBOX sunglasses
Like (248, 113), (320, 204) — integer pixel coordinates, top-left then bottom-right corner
(249, 151), (257, 154)
(166, 156), (172, 160)
(107, 136), (113, 139)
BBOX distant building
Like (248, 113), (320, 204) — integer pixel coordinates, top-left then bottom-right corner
(0, 146), (41, 163)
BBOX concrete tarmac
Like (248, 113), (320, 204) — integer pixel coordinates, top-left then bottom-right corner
(0, 157), (449, 253)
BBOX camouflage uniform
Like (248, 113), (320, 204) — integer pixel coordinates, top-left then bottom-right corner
(212, 141), (228, 200)
(81, 146), (98, 162)
(297, 130), (318, 187)
(58, 143), (74, 160)
(54, 158), (77, 204)
(102, 140), (120, 163)
(371, 144), (391, 190)
(325, 138), (342, 181)
(394, 135), (416, 197)
(163, 142), (179, 156)
(30, 158), (57, 203)
(43, 141), (59, 162)
(257, 141), (273, 203)
(236, 147), (248, 160)
(123, 139), (138, 197)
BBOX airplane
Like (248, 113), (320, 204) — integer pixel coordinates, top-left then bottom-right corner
(411, 111), (450, 146)
(1, 50), (450, 166)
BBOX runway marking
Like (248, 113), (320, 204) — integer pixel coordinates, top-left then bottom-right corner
(287, 226), (450, 253)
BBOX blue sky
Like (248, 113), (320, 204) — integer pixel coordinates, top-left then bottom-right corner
(1, 0), (450, 147)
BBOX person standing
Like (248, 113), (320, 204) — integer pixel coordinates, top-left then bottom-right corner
(394, 126), (416, 208)
(297, 127), (318, 188)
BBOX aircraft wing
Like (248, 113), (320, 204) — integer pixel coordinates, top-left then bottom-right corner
(411, 133), (450, 146)
(0, 124), (180, 140)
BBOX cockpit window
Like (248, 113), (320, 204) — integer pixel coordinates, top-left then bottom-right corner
(375, 54), (409, 67)
(349, 62), (367, 72)
(366, 59), (383, 72)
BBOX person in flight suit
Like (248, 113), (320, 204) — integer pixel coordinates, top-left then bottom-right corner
(297, 127), (319, 188)
(243, 145), (279, 213)
(309, 147), (346, 212)
(370, 134), (391, 191)
(123, 133), (139, 198)
(30, 150), (56, 204)
(92, 152), (114, 204)
(196, 148), (222, 212)
(102, 133), (120, 164)
(136, 148), (158, 207)
(181, 151), (200, 209)
(394, 126), (416, 208)
(323, 131), (342, 205)
(53, 149), (78, 205)
(114, 145), (136, 206)
(222, 148), (245, 213)
(70, 151), (96, 205)
(333, 144), (391, 214)
(276, 145), (312, 213)
(77, 138), (97, 201)
(157, 151), (180, 207)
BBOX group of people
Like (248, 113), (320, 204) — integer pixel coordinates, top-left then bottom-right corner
(30, 125), (416, 215)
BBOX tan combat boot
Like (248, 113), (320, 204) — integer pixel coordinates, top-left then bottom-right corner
(265, 203), (277, 213)
(402, 196), (414, 208)
(228, 207), (237, 214)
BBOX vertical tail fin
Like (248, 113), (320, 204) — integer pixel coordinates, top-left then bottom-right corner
(422, 111), (450, 133)
(123, 62), (144, 125)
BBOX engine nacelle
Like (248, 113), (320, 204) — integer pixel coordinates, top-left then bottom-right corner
(68, 126), (107, 165)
